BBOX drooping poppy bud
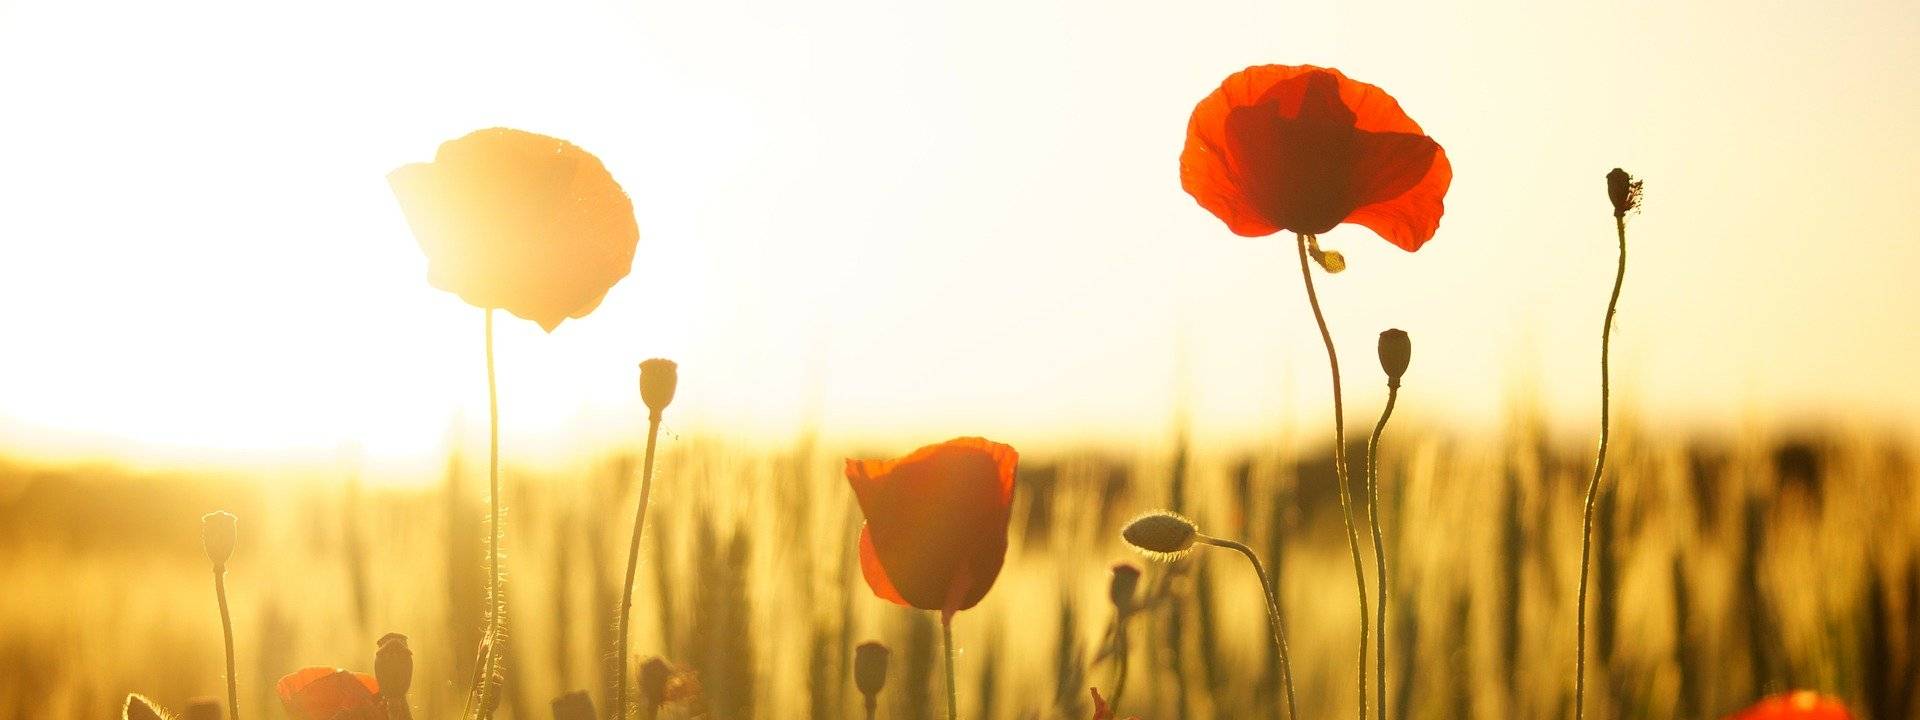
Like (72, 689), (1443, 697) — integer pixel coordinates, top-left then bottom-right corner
(638, 656), (673, 708)
(1606, 168), (1643, 219)
(846, 438), (1019, 619)
(1123, 511), (1198, 559)
(639, 358), (678, 421)
(1378, 329), (1411, 387)
(374, 633), (413, 701)
(123, 694), (166, 720)
(1109, 563), (1142, 614)
(853, 641), (890, 708)
(201, 511), (236, 570)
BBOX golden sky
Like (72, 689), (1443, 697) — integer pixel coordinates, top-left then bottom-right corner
(0, 0), (1916, 471)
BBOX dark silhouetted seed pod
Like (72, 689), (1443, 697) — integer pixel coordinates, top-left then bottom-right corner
(201, 511), (236, 570)
(1378, 329), (1411, 387)
(1109, 562), (1142, 613)
(1606, 168), (1642, 218)
(1122, 511), (1198, 559)
(854, 641), (890, 701)
(638, 656), (673, 707)
(181, 699), (221, 720)
(550, 690), (595, 720)
(639, 359), (679, 420)
(375, 632), (413, 700)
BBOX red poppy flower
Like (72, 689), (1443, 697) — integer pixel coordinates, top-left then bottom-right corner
(388, 128), (640, 332)
(276, 667), (383, 720)
(1724, 692), (1853, 720)
(1180, 65), (1451, 251)
(845, 437), (1018, 620)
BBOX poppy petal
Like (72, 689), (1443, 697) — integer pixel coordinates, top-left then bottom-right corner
(1343, 133), (1449, 251)
(857, 526), (909, 606)
(277, 668), (380, 720)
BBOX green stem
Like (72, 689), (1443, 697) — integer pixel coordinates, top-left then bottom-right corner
(941, 614), (959, 720)
(615, 413), (664, 719)
(1575, 215), (1627, 720)
(214, 568), (239, 720)
(1297, 232), (1369, 720)
(1197, 535), (1297, 720)
(1110, 612), (1130, 713)
(1368, 384), (1399, 720)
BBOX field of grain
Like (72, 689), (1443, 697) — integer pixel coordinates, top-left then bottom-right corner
(3, 419), (1914, 720)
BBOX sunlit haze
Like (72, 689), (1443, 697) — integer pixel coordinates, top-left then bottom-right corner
(2, 0), (1917, 476)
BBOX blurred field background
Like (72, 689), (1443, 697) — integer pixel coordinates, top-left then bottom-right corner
(4, 415), (1916, 720)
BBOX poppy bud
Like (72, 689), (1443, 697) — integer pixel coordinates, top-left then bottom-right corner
(1606, 168), (1642, 218)
(124, 694), (165, 720)
(182, 699), (222, 720)
(638, 359), (678, 421)
(1378, 329), (1411, 387)
(1109, 562), (1142, 613)
(1122, 511), (1198, 559)
(638, 656), (672, 707)
(375, 632), (413, 700)
(853, 641), (890, 705)
(550, 690), (595, 720)
(202, 511), (236, 570)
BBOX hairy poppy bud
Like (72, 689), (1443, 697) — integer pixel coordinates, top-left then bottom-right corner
(182, 699), (222, 720)
(853, 641), (890, 706)
(1378, 329), (1411, 387)
(202, 511), (236, 570)
(124, 694), (166, 720)
(550, 690), (595, 720)
(639, 359), (678, 421)
(375, 632), (413, 700)
(1606, 168), (1642, 218)
(638, 656), (672, 707)
(1109, 562), (1142, 613)
(1122, 511), (1198, 559)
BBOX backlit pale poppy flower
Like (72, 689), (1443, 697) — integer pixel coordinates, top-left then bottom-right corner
(846, 437), (1018, 620)
(1180, 65), (1451, 251)
(276, 667), (383, 720)
(1724, 692), (1854, 720)
(388, 128), (639, 331)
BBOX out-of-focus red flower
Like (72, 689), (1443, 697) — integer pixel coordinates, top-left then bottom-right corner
(846, 437), (1018, 620)
(1724, 692), (1854, 720)
(1180, 65), (1451, 251)
(276, 667), (383, 720)
(1089, 687), (1142, 720)
(388, 128), (640, 332)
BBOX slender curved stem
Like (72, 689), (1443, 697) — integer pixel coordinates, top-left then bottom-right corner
(615, 413), (664, 719)
(1367, 384), (1399, 720)
(941, 614), (959, 720)
(213, 568), (239, 720)
(1196, 535), (1297, 719)
(1110, 612), (1130, 714)
(475, 308), (503, 719)
(1575, 215), (1627, 720)
(1297, 233), (1369, 720)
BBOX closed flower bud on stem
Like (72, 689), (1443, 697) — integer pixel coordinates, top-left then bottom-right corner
(1122, 511), (1198, 559)
(638, 656), (673, 707)
(1109, 563), (1142, 614)
(202, 511), (236, 570)
(1378, 329), (1411, 388)
(124, 694), (166, 720)
(638, 359), (678, 421)
(853, 641), (890, 704)
(375, 633), (413, 701)
(1606, 168), (1643, 219)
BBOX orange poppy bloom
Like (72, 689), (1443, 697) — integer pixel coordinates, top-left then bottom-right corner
(1724, 692), (1853, 720)
(845, 437), (1018, 620)
(388, 128), (640, 331)
(1180, 65), (1451, 251)
(276, 667), (383, 720)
